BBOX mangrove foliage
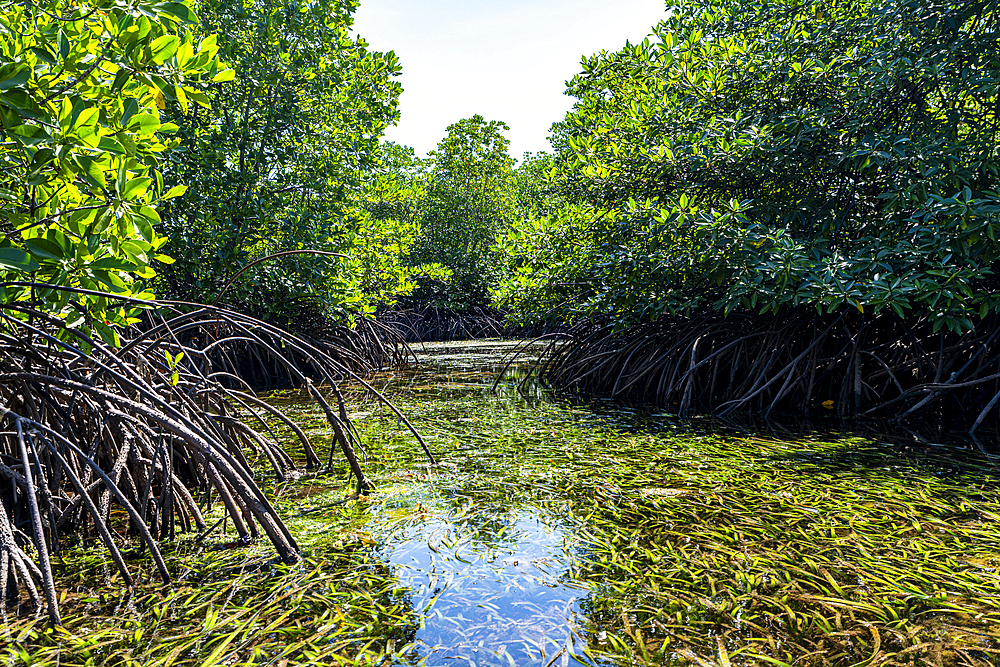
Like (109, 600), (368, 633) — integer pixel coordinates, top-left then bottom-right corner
(495, 0), (1000, 425)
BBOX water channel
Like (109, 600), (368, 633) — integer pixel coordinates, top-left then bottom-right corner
(9, 340), (1000, 666)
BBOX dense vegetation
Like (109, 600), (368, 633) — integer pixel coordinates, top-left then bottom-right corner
(154, 0), (422, 322)
(0, 0), (450, 329)
(498, 0), (1000, 332)
(492, 0), (1000, 425)
(7, 343), (1000, 667)
(366, 116), (543, 339)
(406, 115), (519, 309)
(0, 0), (432, 624)
(0, 0), (222, 334)
(6, 0), (998, 378)
(4, 0), (1000, 653)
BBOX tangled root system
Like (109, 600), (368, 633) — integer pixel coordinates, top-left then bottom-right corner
(378, 305), (509, 342)
(536, 309), (1000, 430)
(378, 304), (562, 343)
(1, 288), (432, 624)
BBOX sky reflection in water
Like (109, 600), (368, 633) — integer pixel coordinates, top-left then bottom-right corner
(373, 486), (595, 667)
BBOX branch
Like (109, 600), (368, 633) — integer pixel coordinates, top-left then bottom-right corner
(212, 249), (348, 307)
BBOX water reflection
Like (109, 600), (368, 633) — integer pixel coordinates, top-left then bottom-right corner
(344, 341), (612, 665)
(369, 482), (593, 666)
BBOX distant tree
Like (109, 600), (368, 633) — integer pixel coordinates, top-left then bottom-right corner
(410, 115), (517, 309)
(364, 142), (428, 230)
(350, 141), (448, 309)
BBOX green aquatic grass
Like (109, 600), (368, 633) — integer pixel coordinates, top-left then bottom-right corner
(5, 341), (1000, 666)
(2, 513), (418, 667)
(562, 434), (1000, 666)
(341, 384), (1000, 666)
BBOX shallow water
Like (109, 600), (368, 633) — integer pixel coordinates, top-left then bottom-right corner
(381, 504), (589, 665)
(298, 340), (1000, 666)
(8, 339), (1000, 667)
(330, 340), (600, 665)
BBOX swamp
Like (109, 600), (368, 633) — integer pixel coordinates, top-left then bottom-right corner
(4, 0), (1000, 664)
(5, 341), (1000, 666)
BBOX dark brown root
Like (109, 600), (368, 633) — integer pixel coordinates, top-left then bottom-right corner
(0, 288), (433, 624)
(186, 307), (414, 390)
(533, 309), (1000, 429)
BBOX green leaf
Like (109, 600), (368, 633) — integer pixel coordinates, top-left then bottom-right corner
(65, 310), (85, 329)
(98, 136), (127, 155)
(0, 89), (42, 116)
(135, 215), (154, 242)
(29, 47), (57, 65)
(154, 2), (199, 24)
(93, 209), (115, 235)
(174, 83), (188, 114)
(28, 148), (55, 175)
(121, 177), (152, 201)
(112, 68), (132, 93)
(73, 107), (99, 128)
(56, 30), (69, 58)
(175, 41), (193, 67)
(212, 69), (235, 83)
(10, 124), (50, 146)
(0, 247), (40, 271)
(90, 257), (138, 271)
(162, 184), (187, 199)
(127, 113), (161, 135)
(122, 98), (139, 125)
(23, 237), (67, 261)
(186, 88), (209, 107)
(0, 68), (29, 90)
(92, 320), (121, 347)
(138, 205), (161, 223)
(93, 269), (129, 293)
(149, 35), (180, 65)
(76, 156), (108, 188)
(122, 239), (153, 254)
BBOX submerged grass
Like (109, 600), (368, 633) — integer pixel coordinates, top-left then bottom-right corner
(2, 513), (417, 666)
(5, 340), (1000, 666)
(346, 388), (1000, 665)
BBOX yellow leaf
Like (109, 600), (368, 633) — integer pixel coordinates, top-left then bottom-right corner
(148, 86), (165, 110)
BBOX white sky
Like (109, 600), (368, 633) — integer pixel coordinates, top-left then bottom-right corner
(352, 0), (668, 160)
